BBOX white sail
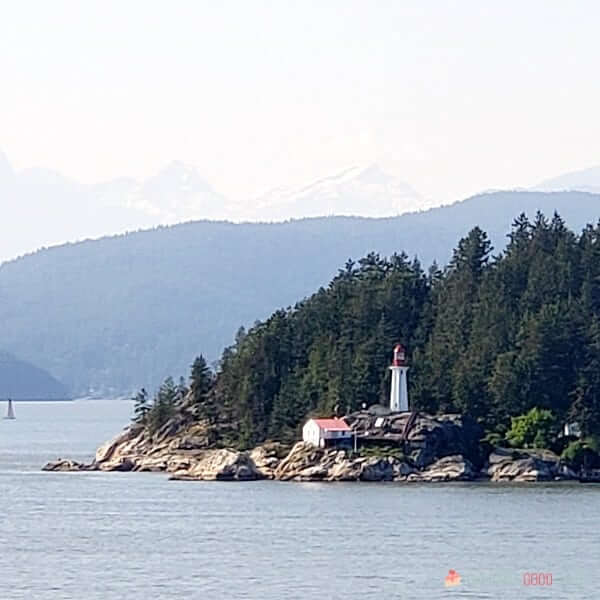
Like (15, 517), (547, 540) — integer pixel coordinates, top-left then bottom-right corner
(4, 398), (15, 420)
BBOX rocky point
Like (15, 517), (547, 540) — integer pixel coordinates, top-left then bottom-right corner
(42, 410), (580, 483)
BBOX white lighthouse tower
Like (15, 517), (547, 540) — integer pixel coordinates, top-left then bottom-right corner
(389, 343), (409, 412)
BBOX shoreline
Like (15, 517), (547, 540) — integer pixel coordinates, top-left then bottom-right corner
(43, 435), (586, 485)
(42, 410), (593, 484)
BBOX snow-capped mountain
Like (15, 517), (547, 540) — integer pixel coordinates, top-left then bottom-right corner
(132, 161), (229, 222)
(0, 151), (429, 262)
(535, 166), (600, 194)
(245, 165), (430, 221)
(0, 155), (229, 262)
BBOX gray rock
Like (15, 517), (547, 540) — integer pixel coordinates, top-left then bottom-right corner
(579, 468), (600, 482)
(98, 457), (135, 472)
(421, 454), (475, 482)
(274, 442), (332, 481)
(556, 463), (578, 480)
(346, 412), (483, 469)
(327, 458), (364, 481)
(360, 457), (394, 481)
(392, 461), (417, 480)
(170, 449), (263, 481)
(94, 428), (139, 463)
(249, 442), (288, 479)
(42, 459), (96, 472)
(486, 448), (560, 482)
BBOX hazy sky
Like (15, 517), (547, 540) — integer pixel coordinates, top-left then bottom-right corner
(2, 0), (600, 204)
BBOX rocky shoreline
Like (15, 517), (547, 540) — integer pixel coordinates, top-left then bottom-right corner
(43, 411), (584, 483)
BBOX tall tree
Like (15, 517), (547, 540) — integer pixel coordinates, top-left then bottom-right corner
(149, 212), (600, 450)
(420, 227), (492, 412)
(190, 355), (213, 404)
(132, 387), (150, 425)
(147, 376), (178, 433)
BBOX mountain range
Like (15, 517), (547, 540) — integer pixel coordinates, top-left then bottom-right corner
(246, 165), (431, 221)
(0, 151), (427, 263)
(4, 146), (600, 263)
(535, 166), (600, 194)
(0, 189), (599, 396)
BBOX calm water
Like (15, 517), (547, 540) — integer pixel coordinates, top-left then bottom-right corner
(0, 400), (597, 599)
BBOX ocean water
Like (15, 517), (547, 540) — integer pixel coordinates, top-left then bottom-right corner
(0, 399), (597, 600)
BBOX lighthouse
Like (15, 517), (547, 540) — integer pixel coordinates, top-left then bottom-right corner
(389, 344), (409, 412)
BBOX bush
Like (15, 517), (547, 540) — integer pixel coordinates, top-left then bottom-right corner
(482, 432), (504, 447)
(506, 407), (557, 449)
(584, 436), (600, 453)
(561, 438), (600, 470)
(561, 440), (586, 469)
(359, 444), (405, 461)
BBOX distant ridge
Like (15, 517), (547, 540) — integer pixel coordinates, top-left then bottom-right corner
(247, 164), (429, 221)
(0, 150), (432, 263)
(0, 189), (599, 395)
(535, 166), (600, 194)
(0, 351), (70, 400)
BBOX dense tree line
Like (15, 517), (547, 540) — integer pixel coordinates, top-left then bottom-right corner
(139, 212), (600, 450)
(3, 191), (600, 397)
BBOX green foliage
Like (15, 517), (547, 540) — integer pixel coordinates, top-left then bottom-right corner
(210, 251), (429, 448)
(193, 214), (600, 447)
(175, 376), (188, 403)
(561, 440), (586, 469)
(584, 435), (600, 453)
(190, 356), (212, 402)
(561, 437), (600, 470)
(482, 432), (504, 447)
(506, 407), (557, 449)
(130, 212), (600, 450)
(189, 356), (216, 423)
(359, 445), (406, 461)
(146, 376), (178, 433)
(132, 387), (150, 424)
(3, 192), (600, 397)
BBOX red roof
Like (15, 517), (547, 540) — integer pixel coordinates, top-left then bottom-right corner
(311, 418), (351, 432)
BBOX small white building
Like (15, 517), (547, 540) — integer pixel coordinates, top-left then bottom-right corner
(563, 422), (581, 438)
(302, 418), (353, 448)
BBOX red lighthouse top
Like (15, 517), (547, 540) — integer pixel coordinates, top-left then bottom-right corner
(392, 343), (407, 367)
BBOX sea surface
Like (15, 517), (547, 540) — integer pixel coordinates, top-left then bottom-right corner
(0, 399), (597, 600)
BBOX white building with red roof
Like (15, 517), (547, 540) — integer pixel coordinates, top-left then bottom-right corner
(302, 417), (353, 448)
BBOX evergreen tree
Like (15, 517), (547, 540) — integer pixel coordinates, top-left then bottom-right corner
(420, 227), (492, 412)
(139, 212), (600, 450)
(147, 376), (178, 433)
(174, 376), (188, 406)
(572, 316), (600, 436)
(190, 355), (213, 404)
(132, 387), (150, 425)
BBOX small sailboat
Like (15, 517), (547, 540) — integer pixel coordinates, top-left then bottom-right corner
(4, 398), (15, 420)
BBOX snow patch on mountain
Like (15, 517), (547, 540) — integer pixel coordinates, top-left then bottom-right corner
(244, 164), (433, 221)
(0, 151), (430, 261)
(534, 166), (600, 194)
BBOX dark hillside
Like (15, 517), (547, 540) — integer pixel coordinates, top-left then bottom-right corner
(0, 191), (598, 394)
(0, 351), (69, 399)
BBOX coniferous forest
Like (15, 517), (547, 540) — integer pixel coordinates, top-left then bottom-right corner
(3, 190), (600, 397)
(142, 212), (600, 451)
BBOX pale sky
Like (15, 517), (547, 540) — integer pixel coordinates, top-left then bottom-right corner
(2, 0), (600, 205)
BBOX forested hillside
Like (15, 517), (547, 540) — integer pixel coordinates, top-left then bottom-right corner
(172, 212), (600, 448)
(0, 190), (599, 395)
(0, 351), (69, 400)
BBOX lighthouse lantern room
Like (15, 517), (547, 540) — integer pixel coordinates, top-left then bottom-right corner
(389, 343), (409, 412)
